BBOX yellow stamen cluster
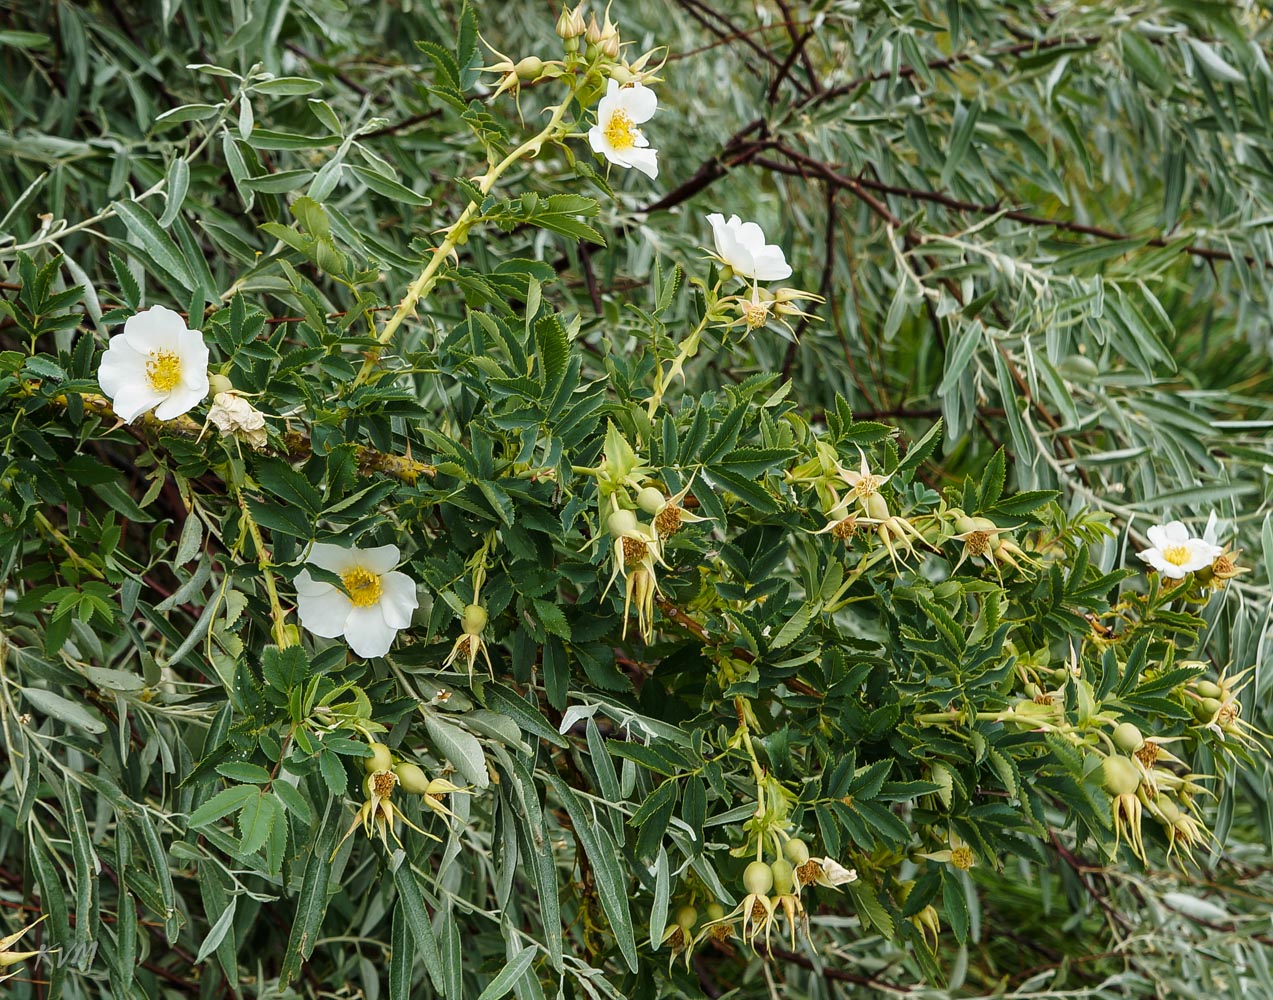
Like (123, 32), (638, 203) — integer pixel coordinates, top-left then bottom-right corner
(146, 350), (182, 392)
(604, 109), (636, 149)
(371, 769), (397, 798)
(795, 859), (821, 888)
(830, 516), (857, 541)
(1162, 545), (1192, 567)
(964, 530), (992, 557)
(1135, 741), (1161, 768)
(655, 503), (683, 538)
(342, 566), (383, 607)
(622, 535), (648, 564)
(741, 298), (770, 329)
(851, 474), (883, 500)
(951, 846), (976, 870)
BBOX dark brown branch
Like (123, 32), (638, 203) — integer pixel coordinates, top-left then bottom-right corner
(848, 173), (1261, 268)
(674, 0), (810, 95)
(644, 34), (1103, 216)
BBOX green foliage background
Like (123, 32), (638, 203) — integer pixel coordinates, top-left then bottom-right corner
(1, 1), (1272, 998)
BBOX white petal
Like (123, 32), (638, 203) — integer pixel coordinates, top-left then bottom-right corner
(154, 385), (204, 420)
(713, 226), (739, 264)
(112, 384), (167, 423)
(1202, 511), (1220, 546)
(1144, 524), (1172, 549)
(595, 82), (620, 123)
(296, 583), (353, 638)
(359, 544), (402, 575)
(378, 571), (419, 628)
(342, 605), (399, 658)
(97, 339), (147, 396)
(122, 305), (187, 353)
(622, 146), (658, 179)
(1182, 540), (1218, 572)
(735, 220), (766, 251)
(750, 248), (793, 281)
(306, 542), (361, 574)
(588, 125), (611, 156)
(177, 330), (210, 390)
(294, 569), (335, 598)
(729, 240), (758, 278)
(617, 82), (657, 123)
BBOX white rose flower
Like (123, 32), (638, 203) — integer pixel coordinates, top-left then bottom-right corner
(97, 305), (210, 422)
(1137, 520), (1222, 579)
(705, 213), (793, 282)
(588, 78), (658, 178)
(295, 543), (419, 658)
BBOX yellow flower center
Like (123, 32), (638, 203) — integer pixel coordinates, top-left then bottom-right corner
(852, 475), (882, 499)
(741, 298), (770, 329)
(604, 109), (636, 150)
(655, 504), (683, 538)
(795, 859), (821, 887)
(1161, 544), (1192, 567)
(370, 770), (396, 798)
(621, 536), (648, 564)
(965, 530), (991, 556)
(146, 350), (183, 392)
(342, 566), (383, 607)
(951, 846), (976, 870)
(831, 516), (857, 541)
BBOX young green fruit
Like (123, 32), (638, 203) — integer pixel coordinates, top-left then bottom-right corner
(364, 742), (393, 774)
(743, 861), (773, 896)
(393, 761), (430, 795)
(1195, 680), (1223, 700)
(675, 905), (698, 931)
(783, 838), (810, 866)
(770, 858), (795, 895)
(1194, 697), (1222, 721)
(1101, 754), (1141, 796)
(636, 486), (666, 515)
(606, 508), (638, 538)
(462, 603), (488, 634)
(1112, 722), (1144, 753)
(1156, 795), (1182, 823)
(705, 902), (725, 922)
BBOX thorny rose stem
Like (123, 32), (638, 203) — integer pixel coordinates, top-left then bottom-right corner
(353, 95), (579, 387)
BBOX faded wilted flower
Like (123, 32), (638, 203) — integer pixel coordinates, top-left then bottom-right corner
(207, 392), (267, 449)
